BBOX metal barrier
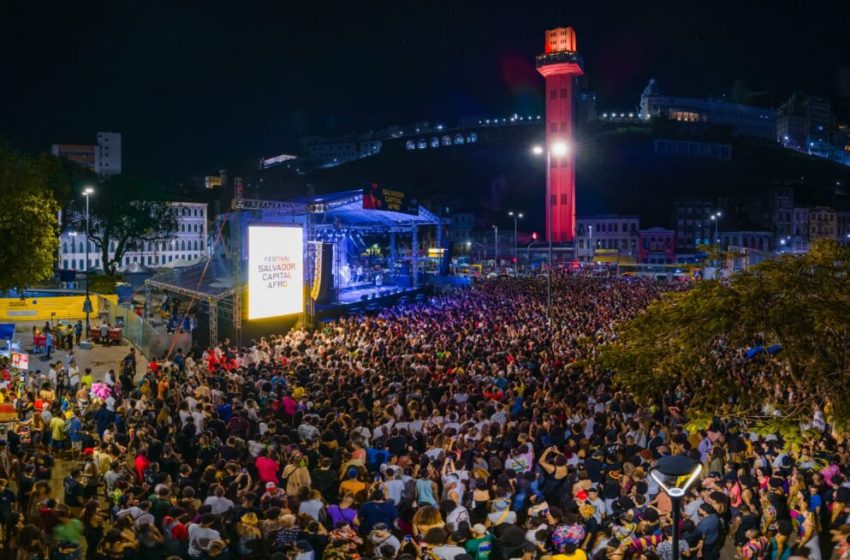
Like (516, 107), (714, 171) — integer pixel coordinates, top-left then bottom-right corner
(97, 296), (191, 359)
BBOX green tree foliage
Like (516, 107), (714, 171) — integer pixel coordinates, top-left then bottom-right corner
(0, 141), (60, 290)
(598, 240), (850, 437)
(67, 174), (178, 275)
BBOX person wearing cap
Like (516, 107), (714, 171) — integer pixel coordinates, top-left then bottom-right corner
(485, 497), (516, 527)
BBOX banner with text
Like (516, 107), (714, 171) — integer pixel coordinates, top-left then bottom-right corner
(362, 182), (418, 215)
(248, 226), (304, 319)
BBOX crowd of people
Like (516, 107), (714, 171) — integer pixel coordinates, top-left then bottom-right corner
(0, 275), (847, 560)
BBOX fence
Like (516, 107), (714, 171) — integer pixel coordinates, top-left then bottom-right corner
(97, 296), (191, 359)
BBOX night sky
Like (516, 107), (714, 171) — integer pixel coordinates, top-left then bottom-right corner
(3, 0), (850, 182)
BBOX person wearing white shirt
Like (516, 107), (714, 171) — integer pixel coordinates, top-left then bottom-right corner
(203, 486), (234, 515)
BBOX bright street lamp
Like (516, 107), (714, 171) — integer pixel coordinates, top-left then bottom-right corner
(550, 141), (569, 157)
(651, 455), (702, 560)
(532, 141), (571, 324)
(82, 186), (95, 337)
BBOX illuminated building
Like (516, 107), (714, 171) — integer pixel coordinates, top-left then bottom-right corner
(777, 91), (833, 155)
(536, 26), (583, 243)
(640, 80), (775, 140)
(576, 215), (639, 262)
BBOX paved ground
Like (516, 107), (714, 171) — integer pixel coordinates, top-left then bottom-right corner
(12, 320), (143, 380)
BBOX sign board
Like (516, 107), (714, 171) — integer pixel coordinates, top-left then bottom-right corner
(362, 182), (418, 215)
(248, 225), (304, 319)
(11, 352), (28, 370)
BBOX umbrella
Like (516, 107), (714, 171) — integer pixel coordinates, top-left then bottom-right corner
(745, 346), (765, 359)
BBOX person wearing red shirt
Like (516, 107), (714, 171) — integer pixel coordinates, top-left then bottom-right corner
(255, 449), (280, 484)
(134, 447), (151, 483)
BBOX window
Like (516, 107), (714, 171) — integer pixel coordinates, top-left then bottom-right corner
(194, 240), (199, 250)
(79, 242), (84, 253)
(62, 242), (68, 253)
(550, 89), (557, 99)
(550, 195), (556, 206)
(79, 259), (84, 269)
(63, 259), (68, 269)
(181, 240), (186, 250)
(561, 194), (567, 204)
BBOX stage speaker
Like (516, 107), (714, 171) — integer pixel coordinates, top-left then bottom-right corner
(312, 242), (336, 304)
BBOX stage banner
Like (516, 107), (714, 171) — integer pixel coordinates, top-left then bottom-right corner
(248, 226), (304, 319)
(362, 182), (418, 215)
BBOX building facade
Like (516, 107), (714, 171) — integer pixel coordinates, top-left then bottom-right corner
(576, 215), (639, 262)
(52, 131), (122, 175)
(638, 228), (676, 264)
(449, 212), (475, 243)
(673, 199), (719, 252)
(640, 79), (775, 140)
(59, 202), (208, 272)
(809, 206), (837, 242)
(720, 231), (772, 252)
(777, 92), (833, 155)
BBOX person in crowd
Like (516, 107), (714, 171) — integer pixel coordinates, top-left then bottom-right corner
(0, 274), (848, 560)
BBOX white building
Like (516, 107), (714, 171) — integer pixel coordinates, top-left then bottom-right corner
(59, 202), (208, 272)
(94, 132), (121, 175)
(576, 215), (640, 262)
(51, 131), (122, 176)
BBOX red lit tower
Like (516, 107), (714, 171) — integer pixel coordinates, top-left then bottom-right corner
(536, 27), (583, 243)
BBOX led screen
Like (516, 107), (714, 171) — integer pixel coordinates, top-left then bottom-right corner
(248, 225), (304, 319)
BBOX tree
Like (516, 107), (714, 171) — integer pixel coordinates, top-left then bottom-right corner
(0, 141), (61, 291)
(67, 174), (179, 275)
(598, 240), (850, 439)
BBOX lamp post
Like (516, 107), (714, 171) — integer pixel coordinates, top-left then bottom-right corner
(532, 142), (568, 324)
(588, 225), (593, 264)
(508, 211), (524, 270)
(492, 225), (499, 270)
(651, 455), (702, 560)
(709, 211), (722, 249)
(527, 235), (539, 269)
(82, 187), (95, 337)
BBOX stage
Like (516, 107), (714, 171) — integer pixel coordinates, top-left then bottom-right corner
(318, 283), (427, 314)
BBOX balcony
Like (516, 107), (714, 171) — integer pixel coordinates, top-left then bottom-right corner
(536, 51), (583, 68)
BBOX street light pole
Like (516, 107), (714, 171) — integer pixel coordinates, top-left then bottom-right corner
(546, 149), (552, 324)
(508, 211), (523, 271)
(588, 225), (593, 264)
(82, 187), (94, 337)
(651, 455), (702, 560)
(493, 225), (498, 269)
(533, 142), (567, 325)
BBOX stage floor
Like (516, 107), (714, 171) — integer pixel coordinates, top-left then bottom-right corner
(335, 285), (419, 304)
